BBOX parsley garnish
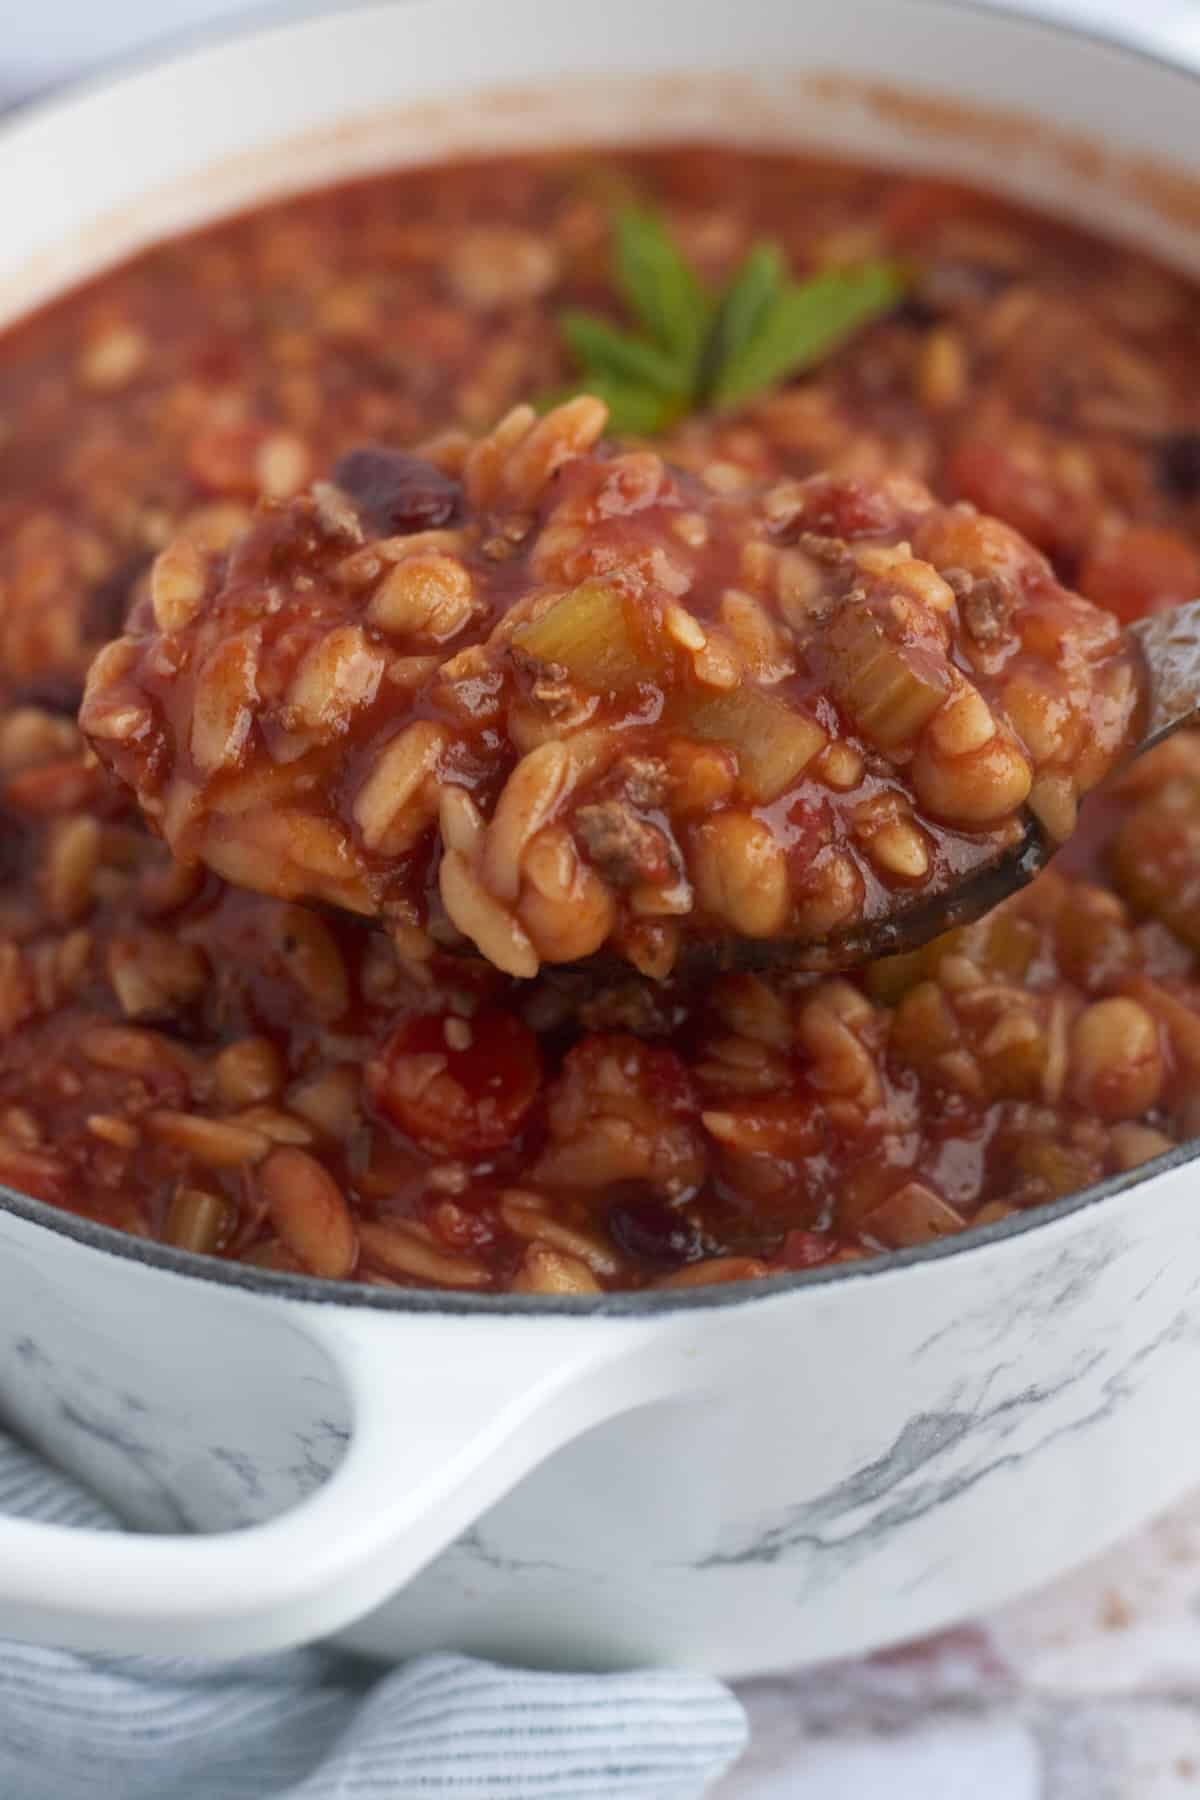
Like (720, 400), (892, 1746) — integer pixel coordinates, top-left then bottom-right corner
(554, 206), (908, 434)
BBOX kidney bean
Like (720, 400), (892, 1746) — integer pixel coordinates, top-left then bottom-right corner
(332, 446), (464, 535)
(608, 1193), (703, 1268)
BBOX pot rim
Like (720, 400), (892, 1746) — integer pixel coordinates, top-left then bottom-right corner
(1, 0), (1196, 129)
(4, 0), (1200, 1317)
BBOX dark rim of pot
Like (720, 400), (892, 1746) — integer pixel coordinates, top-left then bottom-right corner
(2, 0), (1199, 1315)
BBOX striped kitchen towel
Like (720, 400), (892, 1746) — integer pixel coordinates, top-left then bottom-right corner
(0, 1436), (747, 1800)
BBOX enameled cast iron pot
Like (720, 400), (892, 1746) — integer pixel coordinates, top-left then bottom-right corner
(3, 0), (1200, 1679)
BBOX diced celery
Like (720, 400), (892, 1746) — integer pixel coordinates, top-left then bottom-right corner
(862, 1181), (965, 1248)
(888, 979), (959, 1078)
(164, 1187), (228, 1254)
(1015, 1140), (1098, 1199)
(865, 928), (964, 1005)
(680, 687), (826, 802)
(511, 582), (657, 692)
(976, 911), (1039, 980)
(979, 1025), (1046, 1102)
(824, 606), (949, 750)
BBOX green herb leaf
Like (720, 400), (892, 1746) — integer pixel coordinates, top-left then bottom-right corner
(580, 375), (687, 438)
(613, 206), (713, 374)
(547, 203), (908, 435)
(703, 243), (787, 396)
(709, 260), (908, 411)
(560, 309), (691, 399)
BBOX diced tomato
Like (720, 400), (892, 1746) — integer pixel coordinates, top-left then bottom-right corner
(777, 1228), (838, 1269)
(550, 1034), (699, 1131)
(881, 179), (981, 246)
(944, 438), (1087, 563)
(368, 1007), (541, 1155)
(426, 1196), (499, 1253)
(795, 474), (899, 540)
(186, 423), (266, 497)
(1078, 525), (1200, 624)
(783, 796), (832, 884)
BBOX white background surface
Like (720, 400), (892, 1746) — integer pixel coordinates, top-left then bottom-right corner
(6, 2), (1200, 1795)
(2, 0), (1199, 106)
(0, 0), (354, 105)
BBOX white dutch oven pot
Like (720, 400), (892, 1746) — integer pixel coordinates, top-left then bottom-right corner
(2, 0), (1200, 1679)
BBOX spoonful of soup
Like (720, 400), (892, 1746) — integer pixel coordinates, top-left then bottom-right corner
(80, 395), (1156, 981)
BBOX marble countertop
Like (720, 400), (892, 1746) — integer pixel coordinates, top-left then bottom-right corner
(721, 1490), (1200, 1795)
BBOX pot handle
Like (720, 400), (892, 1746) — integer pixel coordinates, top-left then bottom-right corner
(0, 1308), (663, 1658)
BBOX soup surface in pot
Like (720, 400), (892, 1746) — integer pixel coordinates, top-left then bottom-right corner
(2, 145), (1200, 1291)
